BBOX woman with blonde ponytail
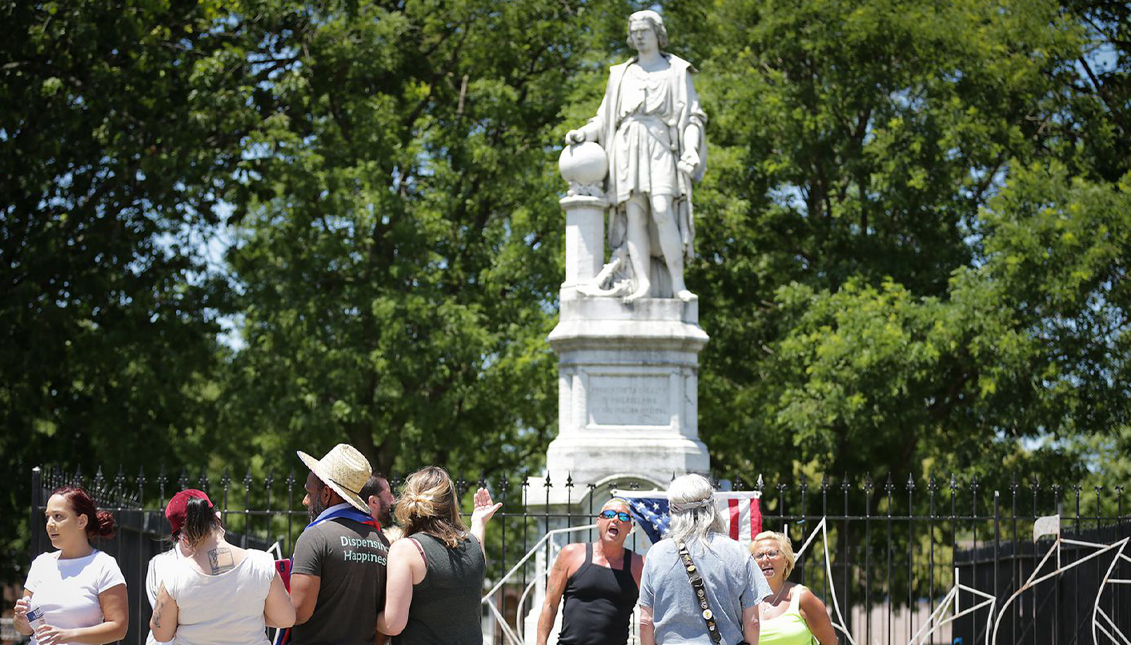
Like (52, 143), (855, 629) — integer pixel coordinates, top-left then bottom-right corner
(377, 467), (501, 644)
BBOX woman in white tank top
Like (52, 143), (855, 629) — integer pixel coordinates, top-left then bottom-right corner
(150, 495), (295, 645)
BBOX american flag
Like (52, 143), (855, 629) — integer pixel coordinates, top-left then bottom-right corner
(618, 491), (762, 546)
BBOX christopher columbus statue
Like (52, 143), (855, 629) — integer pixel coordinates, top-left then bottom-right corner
(566, 10), (707, 303)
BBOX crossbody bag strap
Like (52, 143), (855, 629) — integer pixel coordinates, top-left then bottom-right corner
(677, 541), (722, 645)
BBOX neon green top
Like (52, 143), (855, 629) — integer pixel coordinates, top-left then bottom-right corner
(759, 584), (816, 645)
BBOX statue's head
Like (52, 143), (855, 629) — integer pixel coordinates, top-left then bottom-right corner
(626, 10), (668, 52)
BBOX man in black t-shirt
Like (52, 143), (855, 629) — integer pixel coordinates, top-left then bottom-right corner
(290, 444), (389, 645)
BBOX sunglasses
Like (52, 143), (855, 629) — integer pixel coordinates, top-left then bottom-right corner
(598, 510), (632, 522)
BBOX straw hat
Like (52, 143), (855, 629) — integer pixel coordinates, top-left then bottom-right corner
(297, 444), (372, 513)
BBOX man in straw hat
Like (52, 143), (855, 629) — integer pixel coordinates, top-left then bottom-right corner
(290, 444), (390, 645)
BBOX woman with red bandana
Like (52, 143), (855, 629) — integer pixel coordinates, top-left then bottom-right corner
(149, 490), (295, 645)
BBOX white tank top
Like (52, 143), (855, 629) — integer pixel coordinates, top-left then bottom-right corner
(165, 549), (275, 645)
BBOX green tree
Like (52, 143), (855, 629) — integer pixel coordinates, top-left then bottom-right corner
(672, 0), (1131, 487)
(0, 0), (283, 581)
(216, 0), (635, 476)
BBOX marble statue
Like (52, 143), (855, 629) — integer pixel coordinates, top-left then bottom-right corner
(565, 10), (707, 303)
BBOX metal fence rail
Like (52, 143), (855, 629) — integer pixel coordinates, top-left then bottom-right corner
(27, 466), (1131, 645)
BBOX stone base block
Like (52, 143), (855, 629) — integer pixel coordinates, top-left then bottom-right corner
(542, 295), (710, 493)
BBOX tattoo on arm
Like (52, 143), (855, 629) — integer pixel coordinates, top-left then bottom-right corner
(547, 570), (565, 599)
(152, 602), (163, 628)
(208, 547), (235, 574)
(546, 553), (570, 602)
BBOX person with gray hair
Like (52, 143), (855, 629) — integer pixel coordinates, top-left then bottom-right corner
(638, 474), (772, 645)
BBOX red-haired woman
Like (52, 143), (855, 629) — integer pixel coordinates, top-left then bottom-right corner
(12, 487), (128, 645)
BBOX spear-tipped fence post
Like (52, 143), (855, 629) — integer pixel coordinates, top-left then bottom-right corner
(819, 474), (829, 604)
(1050, 482), (1063, 628)
(265, 468), (276, 545)
(1072, 484), (1082, 534)
(1116, 485), (1124, 524)
(137, 466), (147, 531)
(157, 466), (169, 507)
(928, 475), (938, 632)
(221, 467), (231, 527)
(906, 473), (916, 641)
(587, 483), (597, 543)
(243, 469), (253, 548)
(1010, 473), (1020, 639)
(798, 473), (808, 522)
(93, 466), (106, 503)
(543, 472), (552, 571)
(112, 466), (126, 505)
(971, 475), (981, 605)
(1094, 485), (1103, 530)
(285, 468), (296, 553)
(565, 473), (574, 530)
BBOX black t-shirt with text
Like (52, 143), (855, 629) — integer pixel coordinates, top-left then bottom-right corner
(291, 516), (389, 645)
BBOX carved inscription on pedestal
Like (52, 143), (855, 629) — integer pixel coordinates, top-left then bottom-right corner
(588, 375), (670, 426)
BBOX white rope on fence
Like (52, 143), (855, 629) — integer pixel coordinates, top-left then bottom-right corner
(990, 534), (1130, 645)
(907, 567), (996, 645)
(1090, 537), (1130, 645)
(792, 516), (1005, 645)
(480, 513), (1130, 645)
(794, 513), (1131, 645)
(793, 517), (856, 645)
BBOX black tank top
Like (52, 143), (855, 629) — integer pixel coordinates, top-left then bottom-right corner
(557, 543), (639, 645)
(393, 533), (485, 645)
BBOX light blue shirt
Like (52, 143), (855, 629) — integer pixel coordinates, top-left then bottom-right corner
(639, 533), (772, 644)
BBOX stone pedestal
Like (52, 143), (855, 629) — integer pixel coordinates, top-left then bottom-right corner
(542, 194), (711, 496)
(543, 294), (710, 493)
(561, 195), (605, 290)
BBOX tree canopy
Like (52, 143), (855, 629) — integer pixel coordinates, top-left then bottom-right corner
(687, 0), (1130, 488)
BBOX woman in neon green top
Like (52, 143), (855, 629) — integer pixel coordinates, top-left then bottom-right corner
(751, 531), (838, 645)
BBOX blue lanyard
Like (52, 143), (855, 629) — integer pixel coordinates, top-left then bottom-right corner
(305, 506), (379, 530)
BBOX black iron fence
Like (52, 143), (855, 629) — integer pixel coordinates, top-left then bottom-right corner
(27, 466), (1131, 645)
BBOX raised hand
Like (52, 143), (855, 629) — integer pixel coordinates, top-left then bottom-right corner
(471, 487), (502, 526)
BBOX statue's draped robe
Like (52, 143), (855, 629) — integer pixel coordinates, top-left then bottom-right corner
(589, 54), (707, 260)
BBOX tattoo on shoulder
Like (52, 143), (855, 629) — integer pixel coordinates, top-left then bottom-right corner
(208, 547), (235, 574)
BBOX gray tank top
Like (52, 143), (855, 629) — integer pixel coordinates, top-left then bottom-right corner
(393, 532), (485, 645)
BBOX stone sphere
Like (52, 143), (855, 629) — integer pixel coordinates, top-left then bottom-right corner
(559, 141), (608, 185)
